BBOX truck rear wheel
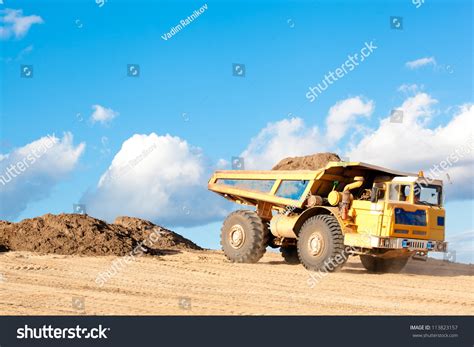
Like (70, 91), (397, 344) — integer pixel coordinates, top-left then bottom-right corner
(280, 247), (300, 264)
(360, 255), (409, 273)
(221, 210), (268, 263)
(296, 214), (347, 272)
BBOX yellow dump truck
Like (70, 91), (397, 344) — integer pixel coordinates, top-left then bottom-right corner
(208, 161), (447, 273)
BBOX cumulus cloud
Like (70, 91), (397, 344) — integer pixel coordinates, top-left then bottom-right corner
(0, 8), (44, 40)
(82, 133), (229, 227)
(80, 94), (472, 255)
(0, 133), (85, 220)
(326, 97), (374, 142)
(398, 83), (424, 94)
(90, 105), (119, 125)
(240, 96), (374, 169)
(346, 95), (474, 200)
(237, 93), (473, 201)
(405, 57), (437, 70)
(241, 118), (323, 170)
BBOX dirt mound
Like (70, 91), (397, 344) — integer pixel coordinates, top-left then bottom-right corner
(114, 216), (202, 251)
(272, 152), (341, 170)
(0, 214), (201, 256)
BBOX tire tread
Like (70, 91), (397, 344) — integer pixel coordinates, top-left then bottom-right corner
(221, 210), (268, 263)
(297, 214), (347, 272)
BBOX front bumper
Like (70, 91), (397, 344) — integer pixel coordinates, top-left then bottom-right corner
(344, 233), (447, 252)
(373, 237), (447, 252)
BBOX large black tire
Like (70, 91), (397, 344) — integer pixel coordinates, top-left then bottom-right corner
(221, 210), (268, 263)
(280, 247), (300, 265)
(296, 214), (347, 272)
(360, 255), (409, 273)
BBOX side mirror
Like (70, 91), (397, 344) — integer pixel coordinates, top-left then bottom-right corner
(370, 187), (379, 203)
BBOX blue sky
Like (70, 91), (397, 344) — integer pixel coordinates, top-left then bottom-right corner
(1, 0), (473, 262)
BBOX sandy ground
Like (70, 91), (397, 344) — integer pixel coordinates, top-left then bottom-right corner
(0, 250), (472, 315)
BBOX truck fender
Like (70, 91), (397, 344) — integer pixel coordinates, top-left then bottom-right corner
(292, 206), (343, 236)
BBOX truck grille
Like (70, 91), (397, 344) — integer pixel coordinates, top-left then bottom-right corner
(377, 238), (430, 250)
(372, 237), (446, 252)
(402, 239), (426, 249)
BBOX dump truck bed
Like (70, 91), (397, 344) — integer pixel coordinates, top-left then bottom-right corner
(208, 161), (417, 209)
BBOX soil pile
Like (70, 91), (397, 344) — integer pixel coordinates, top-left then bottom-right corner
(114, 216), (202, 251)
(272, 152), (341, 170)
(0, 214), (201, 256)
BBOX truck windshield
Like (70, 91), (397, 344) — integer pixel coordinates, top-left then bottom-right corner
(414, 184), (442, 206)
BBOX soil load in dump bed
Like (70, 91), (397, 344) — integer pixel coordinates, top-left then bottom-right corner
(272, 153), (341, 171)
(0, 213), (201, 256)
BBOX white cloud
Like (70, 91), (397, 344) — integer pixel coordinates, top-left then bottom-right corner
(216, 158), (229, 169)
(0, 133), (85, 220)
(82, 133), (229, 227)
(405, 57), (437, 70)
(238, 93), (473, 202)
(398, 83), (424, 94)
(241, 118), (323, 170)
(90, 104), (118, 125)
(0, 8), (44, 40)
(346, 95), (474, 200)
(240, 96), (374, 169)
(326, 97), (374, 142)
(80, 94), (472, 256)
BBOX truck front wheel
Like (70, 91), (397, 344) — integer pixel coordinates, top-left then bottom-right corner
(360, 255), (409, 273)
(296, 214), (347, 272)
(221, 210), (268, 263)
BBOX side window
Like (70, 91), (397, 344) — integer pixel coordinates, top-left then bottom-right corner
(372, 183), (386, 201)
(275, 180), (309, 200)
(217, 179), (275, 193)
(389, 184), (411, 201)
(389, 184), (400, 201)
(400, 185), (411, 201)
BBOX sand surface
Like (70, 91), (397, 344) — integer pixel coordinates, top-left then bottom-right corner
(1, 250), (472, 315)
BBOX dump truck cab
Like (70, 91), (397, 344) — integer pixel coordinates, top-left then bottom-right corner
(344, 175), (446, 260)
(208, 161), (447, 273)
